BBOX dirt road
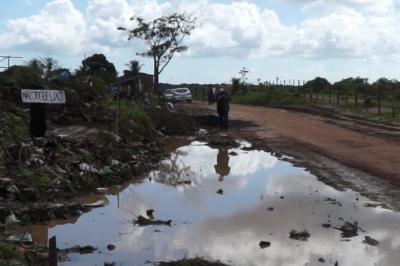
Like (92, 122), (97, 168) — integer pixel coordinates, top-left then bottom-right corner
(188, 102), (400, 185)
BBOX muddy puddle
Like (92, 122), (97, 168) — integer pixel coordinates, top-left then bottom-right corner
(12, 138), (400, 265)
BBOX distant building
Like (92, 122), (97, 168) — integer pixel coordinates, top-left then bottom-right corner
(115, 72), (153, 98)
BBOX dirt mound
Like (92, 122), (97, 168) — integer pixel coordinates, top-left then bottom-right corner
(148, 105), (195, 135)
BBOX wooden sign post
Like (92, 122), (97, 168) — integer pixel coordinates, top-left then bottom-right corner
(48, 236), (57, 266)
(21, 89), (66, 138)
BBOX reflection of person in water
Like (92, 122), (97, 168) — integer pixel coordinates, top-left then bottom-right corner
(214, 148), (230, 182)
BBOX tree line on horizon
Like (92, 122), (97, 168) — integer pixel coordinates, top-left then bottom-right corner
(231, 76), (400, 118)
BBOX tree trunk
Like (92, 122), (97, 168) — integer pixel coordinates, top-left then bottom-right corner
(329, 88), (332, 104)
(309, 89), (312, 101)
(153, 57), (159, 93)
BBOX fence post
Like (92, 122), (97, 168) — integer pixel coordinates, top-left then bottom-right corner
(49, 236), (57, 266)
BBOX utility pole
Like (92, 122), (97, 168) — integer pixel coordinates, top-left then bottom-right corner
(0, 55), (22, 69)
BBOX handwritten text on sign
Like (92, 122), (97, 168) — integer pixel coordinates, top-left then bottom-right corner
(21, 90), (66, 104)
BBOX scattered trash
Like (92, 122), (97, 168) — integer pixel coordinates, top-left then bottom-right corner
(6, 232), (32, 243)
(99, 166), (112, 175)
(216, 189), (224, 195)
(96, 188), (108, 194)
(5, 213), (21, 225)
(289, 230), (311, 241)
(79, 163), (98, 173)
(324, 197), (343, 207)
(267, 207), (274, 211)
(322, 223), (331, 229)
(146, 209), (155, 219)
(85, 200), (105, 208)
(62, 245), (97, 254)
(363, 236), (379, 246)
(334, 221), (359, 238)
(198, 128), (208, 135)
(111, 160), (120, 166)
(166, 102), (175, 112)
(134, 215), (171, 227)
(176, 180), (192, 185)
(318, 258), (325, 263)
(259, 241), (271, 249)
(107, 244), (116, 251)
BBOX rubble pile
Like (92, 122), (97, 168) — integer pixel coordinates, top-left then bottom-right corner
(0, 131), (164, 224)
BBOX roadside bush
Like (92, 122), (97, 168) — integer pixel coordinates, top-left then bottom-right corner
(118, 107), (154, 141)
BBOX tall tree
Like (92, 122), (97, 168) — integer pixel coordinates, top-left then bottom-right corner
(41, 57), (59, 79)
(332, 80), (345, 106)
(231, 78), (241, 95)
(304, 77), (330, 103)
(118, 13), (196, 92)
(77, 54), (117, 84)
(373, 78), (390, 115)
(26, 58), (44, 78)
(389, 79), (399, 117)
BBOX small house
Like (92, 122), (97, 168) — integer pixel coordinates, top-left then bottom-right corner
(115, 72), (154, 98)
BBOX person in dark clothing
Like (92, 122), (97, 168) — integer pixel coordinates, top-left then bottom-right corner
(216, 87), (230, 131)
(207, 85), (215, 104)
(214, 148), (230, 182)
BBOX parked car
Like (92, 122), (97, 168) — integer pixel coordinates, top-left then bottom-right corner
(162, 89), (175, 101)
(173, 88), (192, 103)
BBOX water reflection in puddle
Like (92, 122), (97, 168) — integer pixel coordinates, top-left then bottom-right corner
(29, 140), (400, 265)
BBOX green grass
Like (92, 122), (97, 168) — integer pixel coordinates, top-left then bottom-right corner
(103, 98), (155, 141)
(0, 104), (29, 145)
(231, 89), (304, 107)
(0, 244), (16, 260)
(118, 107), (153, 138)
(231, 88), (400, 125)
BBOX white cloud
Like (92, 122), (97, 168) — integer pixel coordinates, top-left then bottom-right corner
(187, 2), (291, 57)
(291, 8), (400, 59)
(0, 0), (399, 63)
(0, 0), (87, 55)
(302, 0), (395, 14)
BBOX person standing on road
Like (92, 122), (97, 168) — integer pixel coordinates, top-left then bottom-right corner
(216, 87), (230, 131)
(207, 85), (215, 104)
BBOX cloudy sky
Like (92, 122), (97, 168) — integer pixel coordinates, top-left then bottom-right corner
(1, 0), (400, 84)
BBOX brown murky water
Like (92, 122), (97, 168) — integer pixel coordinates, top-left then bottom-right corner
(21, 139), (400, 265)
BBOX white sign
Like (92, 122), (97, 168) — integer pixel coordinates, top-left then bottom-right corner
(21, 89), (66, 104)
